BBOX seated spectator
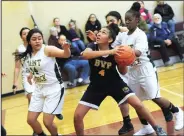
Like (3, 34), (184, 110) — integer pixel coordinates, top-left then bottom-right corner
(48, 26), (59, 46)
(85, 14), (101, 42)
(53, 17), (72, 41)
(56, 35), (90, 88)
(148, 14), (184, 66)
(138, 1), (153, 29)
(68, 19), (86, 56)
(154, 1), (175, 33)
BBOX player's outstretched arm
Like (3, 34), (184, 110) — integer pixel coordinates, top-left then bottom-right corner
(45, 43), (71, 58)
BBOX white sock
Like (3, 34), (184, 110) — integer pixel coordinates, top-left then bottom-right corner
(78, 78), (83, 83)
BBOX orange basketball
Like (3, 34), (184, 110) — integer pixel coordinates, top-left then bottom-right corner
(114, 45), (136, 66)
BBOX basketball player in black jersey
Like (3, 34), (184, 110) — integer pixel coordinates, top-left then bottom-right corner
(73, 23), (166, 135)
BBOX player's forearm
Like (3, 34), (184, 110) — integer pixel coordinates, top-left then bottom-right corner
(82, 50), (113, 60)
(117, 65), (128, 75)
(62, 48), (71, 58)
(13, 68), (20, 84)
(134, 49), (141, 57)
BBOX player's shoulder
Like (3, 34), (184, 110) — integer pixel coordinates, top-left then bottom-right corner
(17, 44), (26, 52)
(17, 44), (24, 49)
(86, 42), (97, 50)
(135, 27), (147, 38)
(118, 31), (128, 37)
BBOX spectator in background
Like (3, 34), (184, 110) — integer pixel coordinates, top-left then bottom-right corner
(53, 17), (72, 41)
(68, 19), (86, 56)
(154, 1), (175, 33)
(48, 26), (59, 46)
(85, 14), (101, 42)
(56, 35), (90, 88)
(148, 14), (184, 66)
(138, 1), (153, 29)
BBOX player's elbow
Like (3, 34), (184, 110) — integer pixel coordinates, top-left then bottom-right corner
(118, 65), (128, 75)
(120, 69), (128, 75)
(134, 50), (141, 57)
(81, 51), (90, 60)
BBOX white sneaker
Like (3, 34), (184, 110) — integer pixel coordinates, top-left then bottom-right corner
(134, 124), (155, 135)
(78, 78), (83, 83)
(174, 107), (184, 131)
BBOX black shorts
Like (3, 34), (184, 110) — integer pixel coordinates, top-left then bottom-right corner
(79, 81), (135, 110)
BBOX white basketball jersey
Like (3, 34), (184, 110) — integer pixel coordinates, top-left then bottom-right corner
(25, 44), (62, 85)
(122, 27), (150, 66)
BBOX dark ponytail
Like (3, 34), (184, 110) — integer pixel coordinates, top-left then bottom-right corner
(105, 23), (120, 44)
(127, 2), (141, 20)
(13, 28), (43, 61)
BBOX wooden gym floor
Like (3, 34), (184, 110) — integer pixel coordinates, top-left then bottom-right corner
(2, 63), (184, 135)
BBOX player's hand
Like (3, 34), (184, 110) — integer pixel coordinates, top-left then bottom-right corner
(1, 73), (7, 77)
(94, 30), (98, 35)
(119, 26), (129, 32)
(12, 83), (18, 94)
(86, 30), (97, 41)
(62, 42), (70, 49)
(27, 73), (33, 85)
(164, 39), (172, 46)
(111, 46), (125, 56)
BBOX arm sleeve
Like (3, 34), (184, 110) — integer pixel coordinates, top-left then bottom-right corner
(168, 5), (174, 20)
(85, 23), (90, 31)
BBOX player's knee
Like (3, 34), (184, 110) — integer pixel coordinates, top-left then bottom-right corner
(27, 117), (36, 126)
(161, 108), (173, 122)
(74, 111), (84, 123)
(43, 119), (52, 128)
(135, 103), (144, 111)
(130, 100), (144, 111)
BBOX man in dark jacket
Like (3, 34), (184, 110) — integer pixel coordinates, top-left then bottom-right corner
(148, 14), (183, 66)
(154, 1), (175, 33)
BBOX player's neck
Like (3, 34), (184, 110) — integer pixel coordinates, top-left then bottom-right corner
(128, 27), (137, 35)
(98, 44), (110, 50)
(55, 25), (60, 28)
(23, 41), (28, 47)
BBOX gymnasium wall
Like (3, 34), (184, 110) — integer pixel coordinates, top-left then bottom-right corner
(2, 1), (184, 94)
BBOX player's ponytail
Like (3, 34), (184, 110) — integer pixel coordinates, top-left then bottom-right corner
(127, 2), (141, 21)
(105, 23), (120, 44)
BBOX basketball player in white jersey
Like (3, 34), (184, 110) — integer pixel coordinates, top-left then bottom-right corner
(121, 2), (183, 135)
(13, 27), (35, 104)
(13, 28), (71, 136)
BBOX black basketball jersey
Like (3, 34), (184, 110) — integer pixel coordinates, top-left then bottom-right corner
(87, 43), (122, 86)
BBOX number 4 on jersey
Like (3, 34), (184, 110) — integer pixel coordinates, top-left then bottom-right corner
(98, 70), (105, 76)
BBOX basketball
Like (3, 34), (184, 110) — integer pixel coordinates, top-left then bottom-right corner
(114, 45), (136, 66)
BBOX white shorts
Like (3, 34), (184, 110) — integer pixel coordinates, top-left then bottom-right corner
(28, 82), (65, 114)
(128, 62), (161, 101)
(22, 77), (35, 95)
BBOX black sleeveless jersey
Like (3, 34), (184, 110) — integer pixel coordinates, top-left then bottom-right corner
(87, 43), (122, 86)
